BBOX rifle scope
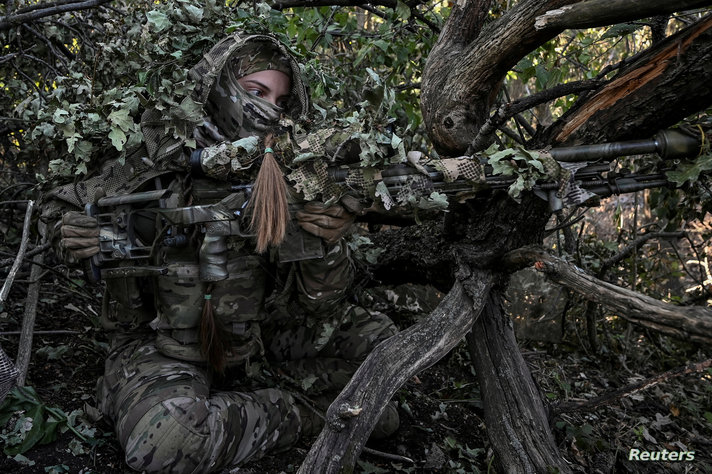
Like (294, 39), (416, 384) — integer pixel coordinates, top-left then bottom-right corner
(549, 129), (700, 162)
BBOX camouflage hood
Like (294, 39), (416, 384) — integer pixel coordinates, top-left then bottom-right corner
(188, 33), (309, 144)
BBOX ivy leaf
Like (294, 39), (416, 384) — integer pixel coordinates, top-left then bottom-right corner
(488, 151), (516, 176)
(395, 1), (411, 20)
(366, 67), (381, 85)
(182, 5), (204, 23)
(52, 109), (69, 124)
(146, 10), (171, 32)
(666, 153), (712, 185)
(417, 192), (449, 211)
(508, 175), (527, 201)
(108, 127), (127, 151)
(107, 108), (133, 132)
(300, 375), (318, 391)
(74, 140), (93, 162)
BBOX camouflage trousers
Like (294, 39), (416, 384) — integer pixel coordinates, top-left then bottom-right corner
(96, 305), (396, 473)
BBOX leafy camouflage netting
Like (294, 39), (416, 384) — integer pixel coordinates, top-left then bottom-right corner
(0, 345), (19, 403)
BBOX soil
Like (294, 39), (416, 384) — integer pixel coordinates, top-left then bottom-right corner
(1, 269), (711, 473)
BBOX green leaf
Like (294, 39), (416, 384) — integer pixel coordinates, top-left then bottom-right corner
(182, 5), (204, 23)
(5, 405), (45, 456)
(11, 454), (35, 466)
(365, 67), (381, 85)
(108, 127), (127, 151)
(418, 191), (449, 211)
(146, 10), (171, 32)
(395, 1), (411, 20)
(666, 153), (712, 185)
(107, 108), (133, 132)
(52, 109), (69, 124)
(300, 375), (318, 391)
(602, 23), (643, 40)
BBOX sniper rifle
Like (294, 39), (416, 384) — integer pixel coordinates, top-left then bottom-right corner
(85, 129), (702, 281)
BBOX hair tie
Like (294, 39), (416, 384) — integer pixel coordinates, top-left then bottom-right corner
(264, 147), (274, 154)
(204, 294), (212, 300)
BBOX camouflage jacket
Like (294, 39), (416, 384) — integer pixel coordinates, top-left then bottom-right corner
(40, 33), (354, 367)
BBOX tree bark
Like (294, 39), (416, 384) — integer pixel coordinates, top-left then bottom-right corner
(505, 246), (712, 345)
(544, 14), (712, 145)
(298, 267), (493, 474)
(535, 0), (712, 31)
(422, 0), (580, 154)
(468, 291), (572, 474)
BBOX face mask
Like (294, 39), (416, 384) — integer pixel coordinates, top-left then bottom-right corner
(200, 65), (284, 143)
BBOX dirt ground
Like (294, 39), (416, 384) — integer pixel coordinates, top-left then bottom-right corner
(1, 269), (711, 473)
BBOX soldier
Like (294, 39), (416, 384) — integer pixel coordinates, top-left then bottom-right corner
(41, 32), (398, 473)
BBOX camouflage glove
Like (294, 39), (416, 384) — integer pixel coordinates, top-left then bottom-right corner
(296, 202), (355, 244)
(60, 211), (99, 261)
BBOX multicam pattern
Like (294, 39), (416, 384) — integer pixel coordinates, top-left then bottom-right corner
(41, 33), (399, 473)
(97, 338), (301, 472)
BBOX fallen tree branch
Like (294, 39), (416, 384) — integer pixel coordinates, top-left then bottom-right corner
(297, 266), (492, 473)
(504, 246), (712, 345)
(0, 200), (34, 303)
(556, 358), (712, 413)
(535, 0), (712, 31)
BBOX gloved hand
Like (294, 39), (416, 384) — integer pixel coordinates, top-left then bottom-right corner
(60, 211), (100, 261)
(296, 201), (355, 244)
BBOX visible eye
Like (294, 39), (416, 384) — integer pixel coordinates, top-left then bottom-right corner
(247, 89), (264, 98)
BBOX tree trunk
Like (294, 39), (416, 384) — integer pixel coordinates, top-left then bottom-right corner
(422, 0), (579, 154)
(505, 246), (712, 345)
(468, 291), (571, 474)
(298, 267), (493, 474)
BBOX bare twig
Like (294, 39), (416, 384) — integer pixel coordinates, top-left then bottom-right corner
(310, 6), (339, 52)
(0, 330), (80, 336)
(13, 0), (95, 15)
(556, 358), (712, 413)
(0, 200), (34, 303)
(0, 0), (113, 31)
(0, 242), (51, 268)
(362, 446), (415, 464)
(15, 242), (45, 386)
(467, 79), (603, 153)
(600, 231), (685, 275)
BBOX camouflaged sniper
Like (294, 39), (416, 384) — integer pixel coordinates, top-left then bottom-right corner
(38, 34), (402, 473)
